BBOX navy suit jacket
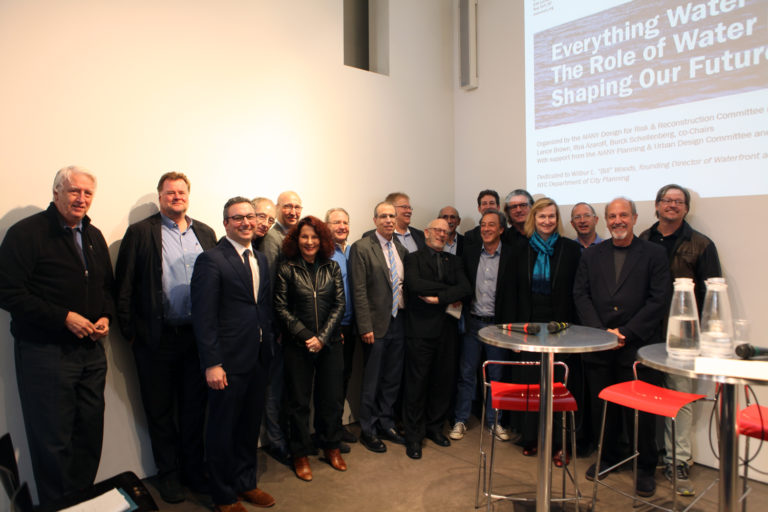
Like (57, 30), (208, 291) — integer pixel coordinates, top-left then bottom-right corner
(191, 239), (274, 374)
(573, 237), (670, 365)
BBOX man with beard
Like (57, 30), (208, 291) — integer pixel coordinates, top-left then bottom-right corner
(573, 197), (670, 498)
(438, 206), (464, 256)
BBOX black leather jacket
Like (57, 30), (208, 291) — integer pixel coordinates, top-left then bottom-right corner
(274, 257), (345, 347)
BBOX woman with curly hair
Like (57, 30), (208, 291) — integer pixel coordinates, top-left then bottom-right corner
(274, 215), (347, 481)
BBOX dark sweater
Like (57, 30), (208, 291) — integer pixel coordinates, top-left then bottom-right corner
(0, 203), (115, 343)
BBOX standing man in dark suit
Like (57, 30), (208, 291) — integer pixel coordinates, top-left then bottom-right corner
(403, 218), (471, 459)
(191, 197), (276, 512)
(449, 209), (518, 442)
(438, 206), (464, 256)
(574, 197), (670, 498)
(115, 172), (217, 503)
(349, 201), (408, 452)
(0, 166), (114, 506)
(386, 192), (425, 252)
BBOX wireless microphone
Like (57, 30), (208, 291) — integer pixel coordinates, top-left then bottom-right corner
(547, 321), (570, 334)
(734, 343), (768, 360)
(499, 323), (541, 334)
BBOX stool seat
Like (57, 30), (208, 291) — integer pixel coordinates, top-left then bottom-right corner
(490, 382), (577, 412)
(598, 380), (705, 418)
(738, 404), (768, 440)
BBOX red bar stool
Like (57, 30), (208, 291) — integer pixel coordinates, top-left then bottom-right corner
(475, 360), (581, 510)
(591, 362), (706, 511)
(737, 401), (768, 512)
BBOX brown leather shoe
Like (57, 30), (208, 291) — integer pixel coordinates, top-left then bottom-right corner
(324, 448), (348, 471)
(239, 488), (276, 508)
(214, 502), (248, 512)
(294, 456), (313, 481)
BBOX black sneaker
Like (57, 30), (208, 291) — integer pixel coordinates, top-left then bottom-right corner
(341, 426), (358, 443)
(636, 470), (656, 498)
(585, 460), (623, 481)
(664, 463), (695, 496)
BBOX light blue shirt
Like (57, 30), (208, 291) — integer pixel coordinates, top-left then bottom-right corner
(444, 236), (458, 255)
(161, 214), (203, 325)
(375, 231), (404, 310)
(331, 243), (354, 325)
(471, 243), (501, 317)
(575, 234), (604, 252)
(395, 228), (419, 253)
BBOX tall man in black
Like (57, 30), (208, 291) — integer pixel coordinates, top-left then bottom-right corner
(115, 172), (217, 502)
(574, 197), (670, 498)
(403, 218), (471, 459)
(191, 197), (276, 512)
(0, 166), (114, 506)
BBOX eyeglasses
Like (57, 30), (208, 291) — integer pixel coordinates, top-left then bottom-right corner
(572, 214), (594, 221)
(659, 198), (685, 206)
(429, 228), (448, 235)
(227, 214), (257, 223)
(328, 220), (349, 226)
(506, 203), (529, 210)
(255, 213), (276, 225)
(394, 204), (413, 211)
(281, 204), (303, 212)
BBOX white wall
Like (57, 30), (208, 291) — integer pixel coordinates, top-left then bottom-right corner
(453, 0), (768, 480)
(0, 0), (455, 502)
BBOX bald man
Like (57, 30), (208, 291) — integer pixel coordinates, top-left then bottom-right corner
(402, 219), (470, 459)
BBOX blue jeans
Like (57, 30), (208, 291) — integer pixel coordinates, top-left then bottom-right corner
(453, 316), (511, 427)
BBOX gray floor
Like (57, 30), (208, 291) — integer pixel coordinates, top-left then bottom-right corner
(146, 418), (768, 511)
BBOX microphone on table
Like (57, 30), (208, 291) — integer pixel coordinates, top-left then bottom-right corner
(547, 321), (570, 334)
(498, 322), (541, 334)
(734, 343), (768, 360)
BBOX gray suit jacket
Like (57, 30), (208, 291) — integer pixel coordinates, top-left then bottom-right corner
(349, 231), (407, 338)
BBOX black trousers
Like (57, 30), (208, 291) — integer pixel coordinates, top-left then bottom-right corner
(586, 354), (663, 472)
(132, 324), (207, 482)
(340, 323), (358, 402)
(206, 364), (267, 505)
(14, 338), (106, 506)
(283, 340), (344, 457)
(403, 317), (459, 444)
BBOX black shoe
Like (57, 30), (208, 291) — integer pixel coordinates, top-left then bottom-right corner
(425, 431), (451, 447)
(380, 426), (406, 445)
(263, 443), (292, 465)
(636, 470), (656, 497)
(360, 431), (387, 453)
(155, 472), (185, 504)
(339, 441), (351, 454)
(341, 426), (358, 443)
(585, 460), (623, 481)
(406, 442), (422, 459)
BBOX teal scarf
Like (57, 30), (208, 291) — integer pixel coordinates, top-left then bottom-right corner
(530, 232), (558, 295)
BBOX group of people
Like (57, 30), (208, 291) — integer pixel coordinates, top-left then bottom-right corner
(0, 166), (721, 511)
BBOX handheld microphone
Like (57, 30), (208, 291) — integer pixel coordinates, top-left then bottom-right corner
(499, 323), (541, 334)
(547, 321), (570, 334)
(734, 343), (768, 360)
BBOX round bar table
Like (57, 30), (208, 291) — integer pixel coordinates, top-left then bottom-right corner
(637, 343), (768, 512)
(479, 324), (618, 512)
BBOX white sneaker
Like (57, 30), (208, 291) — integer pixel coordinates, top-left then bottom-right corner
(491, 424), (510, 441)
(449, 422), (467, 440)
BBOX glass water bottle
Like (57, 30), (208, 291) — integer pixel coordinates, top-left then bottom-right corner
(699, 277), (734, 358)
(666, 277), (700, 358)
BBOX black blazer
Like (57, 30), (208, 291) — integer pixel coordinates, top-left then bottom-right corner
(462, 241), (518, 323)
(115, 212), (217, 346)
(404, 247), (471, 337)
(516, 236), (581, 323)
(191, 240), (274, 374)
(573, 237), (670, 365)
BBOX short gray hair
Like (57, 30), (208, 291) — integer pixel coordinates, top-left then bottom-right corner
(325, 207), (349, 223)
(52, 166), (96, 197)
(504, 189), (533, 206)
(571, 202), (596, 218)
(605, 197), (637, 217)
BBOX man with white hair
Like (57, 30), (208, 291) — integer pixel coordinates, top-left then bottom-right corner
(0, 166), (114, 506)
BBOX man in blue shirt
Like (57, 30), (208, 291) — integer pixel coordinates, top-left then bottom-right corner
(115, 172), (217, 503)
(570, 202), (603, 251)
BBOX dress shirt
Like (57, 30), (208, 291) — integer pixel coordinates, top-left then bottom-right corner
(471, 243), (501, 317)
(226, 237), (260, 303)
(395, 228), (419, 253)
(375, 231), (404, 310)
(61, 218), (86, 270)
(575, 234), (603, 252)
(160, 214), (204, 325)
(444, 236), (458, 255)
(331, 243), (354, 325)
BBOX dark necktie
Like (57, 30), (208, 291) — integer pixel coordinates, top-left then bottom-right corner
(436, 252), (444, 281)
(243, 249), (254, 299)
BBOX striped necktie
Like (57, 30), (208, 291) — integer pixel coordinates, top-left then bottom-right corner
(387, 241), (399, 317)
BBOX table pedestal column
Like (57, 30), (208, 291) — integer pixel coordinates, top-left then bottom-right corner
(718, 383), (739, 512)
(536, 352), (555, 512)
